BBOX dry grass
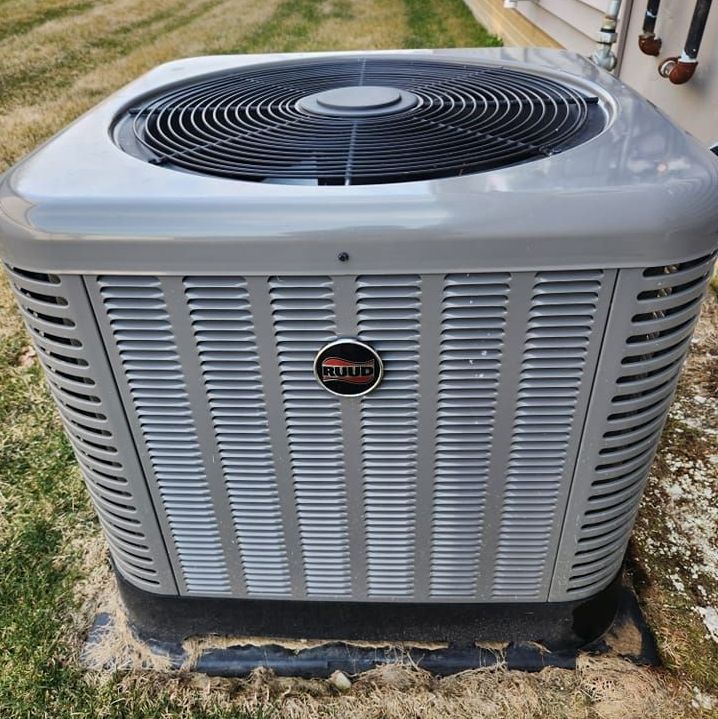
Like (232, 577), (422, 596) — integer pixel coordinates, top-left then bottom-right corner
(92, 654), (686, 719)
(0, 0), (496, 170)
(0, 0), (282, 167)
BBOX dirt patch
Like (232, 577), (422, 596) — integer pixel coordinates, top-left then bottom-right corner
(82, 596), (174, 673)
(15, 345), (36, 368)
(577, 657), (674, 719)
(603, 617), (645, 657)
(70, 540), (172, 673)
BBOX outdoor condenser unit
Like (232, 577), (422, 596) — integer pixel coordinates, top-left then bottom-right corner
(2, 48), (717, 647)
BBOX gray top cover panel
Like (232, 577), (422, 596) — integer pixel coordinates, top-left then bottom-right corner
(1, 48), (718, 274)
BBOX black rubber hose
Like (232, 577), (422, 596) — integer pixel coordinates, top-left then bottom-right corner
(684, 0), (713, 60)
(642, 0), (661, 34)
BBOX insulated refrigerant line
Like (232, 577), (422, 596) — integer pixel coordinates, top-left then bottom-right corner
(638, 0), (662, 55)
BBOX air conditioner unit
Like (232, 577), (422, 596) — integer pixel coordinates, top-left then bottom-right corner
(2, 48), (717, 649)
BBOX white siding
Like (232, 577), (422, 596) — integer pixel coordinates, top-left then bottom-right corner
(465, 0), (618, 57)
(464, 0), (563, 47)
(516, 0), (604, 56)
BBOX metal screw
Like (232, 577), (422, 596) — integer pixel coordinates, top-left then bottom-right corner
(337, 252), (350, 262)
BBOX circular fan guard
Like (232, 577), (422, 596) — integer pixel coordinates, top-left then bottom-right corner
(116, 57), (605, 186)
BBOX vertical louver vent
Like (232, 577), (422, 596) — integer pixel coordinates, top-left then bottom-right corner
(357, 275), (421, 597)
(269, 276), (352, 596)
(5, 266), (164, 591)
(184, 277), (291, 596)
(494, 271), (602, 599)
(38, 261), (707, 603)
(98, 277), (230, 595)
(567, 254), (716, 594)
(430, 273), (510, 598)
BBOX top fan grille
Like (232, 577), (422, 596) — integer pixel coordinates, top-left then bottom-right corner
(116, 57), (605, 186)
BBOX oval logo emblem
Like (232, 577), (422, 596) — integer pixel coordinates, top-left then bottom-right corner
(313, 339), (383, 397)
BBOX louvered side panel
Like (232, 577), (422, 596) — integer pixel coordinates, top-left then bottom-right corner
(356, 275), (421, 598)
(5, 266), (175, 593)
(493, 271), (602, 599)
(551, 253), (717, 600)
(430, 273), (510, 598)
(184, 277), (291, 597)
(98, 276), (230, 595)
(269, 276), (351, 597)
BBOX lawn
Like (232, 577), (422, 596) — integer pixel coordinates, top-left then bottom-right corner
(0, 1), (717, 717)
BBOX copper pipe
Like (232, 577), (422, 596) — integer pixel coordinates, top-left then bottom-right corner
(669, 60), (699, 84)
(638, 33), (662, 55)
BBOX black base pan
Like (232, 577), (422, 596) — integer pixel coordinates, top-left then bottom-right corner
(116, 569), (622, 649)
(83, 568), (660, 675)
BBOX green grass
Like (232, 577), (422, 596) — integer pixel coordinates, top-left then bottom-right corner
(231, 0), (354, 54)
(0, 1), (501, 717)
(403, 0), (502, 48)
(0, 1), (96, 43)
(0, 0), (224, 109)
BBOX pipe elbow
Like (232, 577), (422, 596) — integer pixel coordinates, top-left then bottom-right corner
(638, 33), (662, 56)
(669, 59), (698, 84)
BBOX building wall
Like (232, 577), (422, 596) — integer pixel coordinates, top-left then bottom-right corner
(463, 0), (562, 47)
(465, 0), (718, 145)
(465, 0), (610, 55)
(516, 0), (606, 55)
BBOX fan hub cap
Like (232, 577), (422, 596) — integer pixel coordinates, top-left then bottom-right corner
(298, 85), (418, 117)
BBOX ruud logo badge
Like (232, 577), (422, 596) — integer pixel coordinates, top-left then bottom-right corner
(313, 339), (383, 397)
